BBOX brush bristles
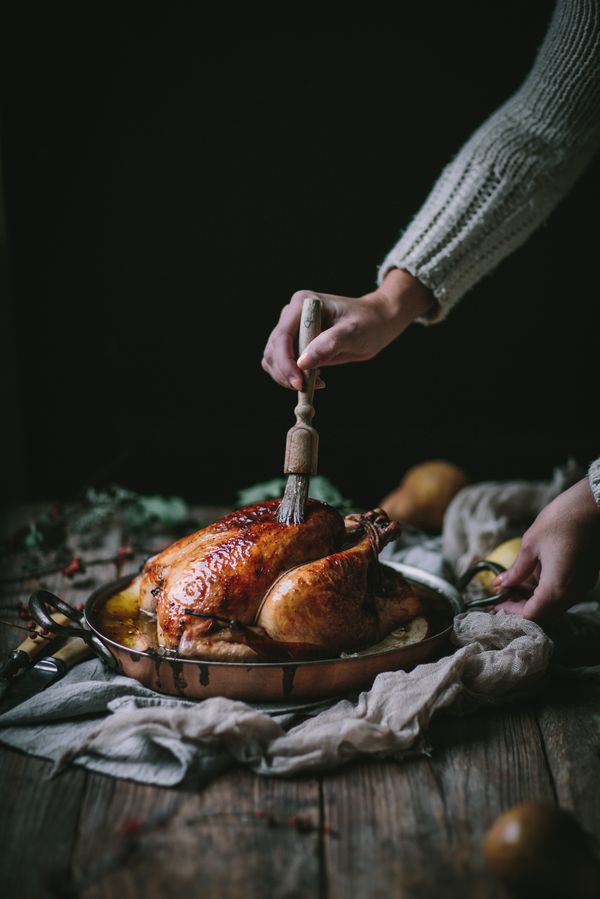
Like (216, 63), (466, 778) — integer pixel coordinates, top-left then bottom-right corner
(277, 474), (309, 525)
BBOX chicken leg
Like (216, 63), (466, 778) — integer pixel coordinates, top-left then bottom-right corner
(256, 509), (421, 654)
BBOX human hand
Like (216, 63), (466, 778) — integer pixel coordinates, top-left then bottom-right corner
(261, 268), (434, 390)
(495, 478), (600, 621)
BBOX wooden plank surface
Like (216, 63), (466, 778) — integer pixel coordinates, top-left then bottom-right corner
(0, 506), (124, 898)
(0, 748), (87, 899)
(1, 505), (599, 899)
(322, 704), (556, 899)
(73, 769), (321, 899)
(536, 675), (600, 834)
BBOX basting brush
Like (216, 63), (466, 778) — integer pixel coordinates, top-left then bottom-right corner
(277, 296), (322, 526)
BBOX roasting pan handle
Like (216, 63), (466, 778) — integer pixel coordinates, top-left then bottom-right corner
(456, 561), (517, 609)
(29, 590), (118, 670)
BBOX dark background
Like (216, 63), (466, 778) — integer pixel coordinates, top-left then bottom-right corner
(1, 1), (598, 509)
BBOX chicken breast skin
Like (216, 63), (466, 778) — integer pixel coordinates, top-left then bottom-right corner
(139, 499), (345, 650)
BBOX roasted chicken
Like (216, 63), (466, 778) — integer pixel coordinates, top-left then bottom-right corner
(129, 499), (422, 661)
(257, 509), (422, 653)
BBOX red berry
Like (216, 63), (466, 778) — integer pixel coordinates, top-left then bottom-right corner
(62, 555), (84, 578)
(118, 817), (143, 837)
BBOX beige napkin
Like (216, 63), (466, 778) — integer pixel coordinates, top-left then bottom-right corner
(0, 609), (550, 785)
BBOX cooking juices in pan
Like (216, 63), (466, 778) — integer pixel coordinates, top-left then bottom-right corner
(95, 582), (156, 653)
(30, 558), (506, 701)
(93, 577), (453, 662)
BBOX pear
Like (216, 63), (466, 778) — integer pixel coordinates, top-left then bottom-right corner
(476, 537), (537, 592)
(380, 460), (469, 532)
(484, 801), (600, 899)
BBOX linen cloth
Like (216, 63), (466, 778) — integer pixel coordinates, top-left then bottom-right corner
(442, 459), (583, 575)
(0, 512), (556, 792)
(5, 461), (598, 787)
(0, 611), (551, 786)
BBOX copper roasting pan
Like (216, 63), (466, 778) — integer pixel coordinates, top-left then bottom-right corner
(29, 561), (507, 703)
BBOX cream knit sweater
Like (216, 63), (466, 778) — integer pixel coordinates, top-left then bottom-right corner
(589, 458), (600, 505)
(377, 0), (600, 505)
(378, 0), (600, 316)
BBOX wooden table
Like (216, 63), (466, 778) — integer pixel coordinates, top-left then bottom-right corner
(1, 506), (599, 899)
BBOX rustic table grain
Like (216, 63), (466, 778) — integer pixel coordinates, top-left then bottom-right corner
(1, 506), (599, 899)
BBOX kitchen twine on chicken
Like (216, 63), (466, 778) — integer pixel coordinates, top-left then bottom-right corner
(0, 610), (554, 786)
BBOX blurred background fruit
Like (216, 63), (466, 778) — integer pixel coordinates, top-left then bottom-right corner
(483, 801), (600, 899)
(380, 460), (469, 532)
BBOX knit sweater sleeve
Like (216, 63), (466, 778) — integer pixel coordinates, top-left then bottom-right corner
(589, 458), (600, 506)
(377, 0), (600, 321)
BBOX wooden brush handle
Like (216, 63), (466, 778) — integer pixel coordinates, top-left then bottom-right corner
(283, 296), (322, 475)
(298, 296), (322, 392)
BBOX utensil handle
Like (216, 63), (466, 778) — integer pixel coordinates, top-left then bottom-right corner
(16, 612), (72, 658)
(297, 295), (322, 399)
(283, 297), (322, 475)
(53, 637), (93, 669)
(29, 590), (118, 670)
(457, 561), (516, 609)
(29, 591), (87, 638)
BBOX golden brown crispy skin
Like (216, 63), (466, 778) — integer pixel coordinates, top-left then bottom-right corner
(133, 502), (423, 660)
(139, 499), (345, 650)
(257, 512), (421, 654)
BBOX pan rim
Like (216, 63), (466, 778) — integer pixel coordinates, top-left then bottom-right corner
(84, 562), (462, 670)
